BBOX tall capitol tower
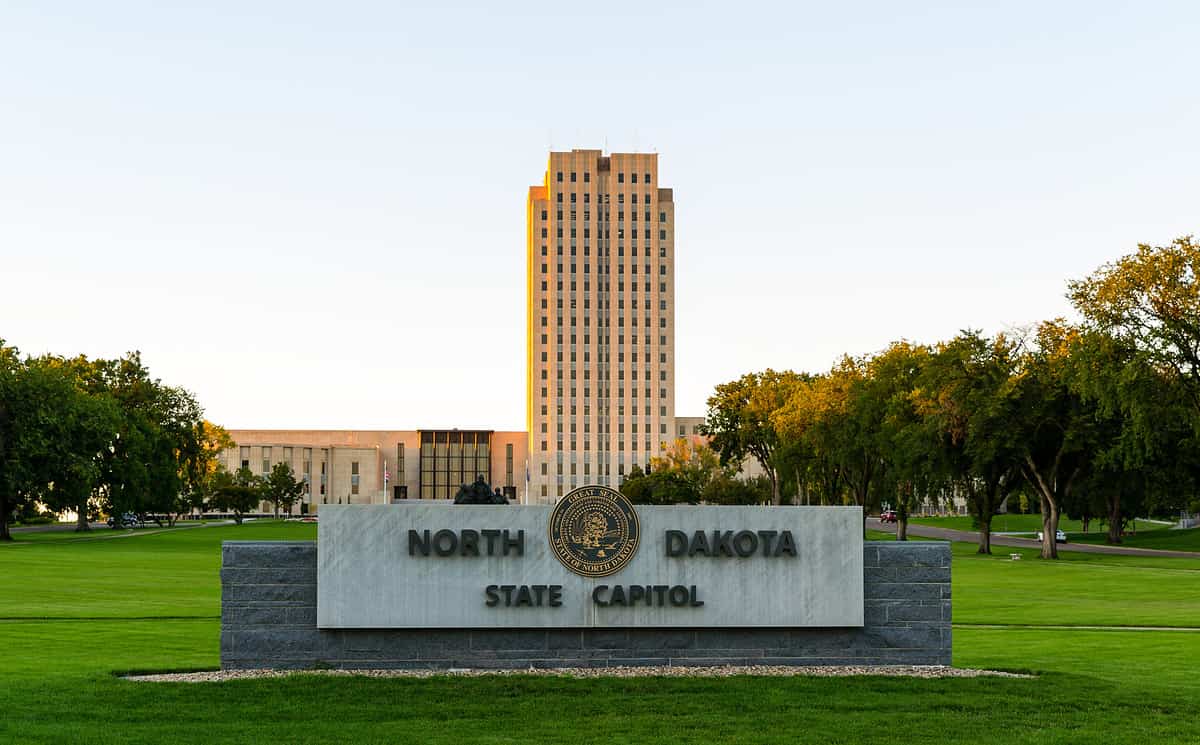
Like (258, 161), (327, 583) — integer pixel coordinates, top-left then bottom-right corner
(527, 150), (676, 502)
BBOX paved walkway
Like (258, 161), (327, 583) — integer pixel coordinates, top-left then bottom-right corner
(10, 522), (109, 533)
(4, 521), (233, 545)
(9, 519), (233, 534)
(867, 518), (1199, 559)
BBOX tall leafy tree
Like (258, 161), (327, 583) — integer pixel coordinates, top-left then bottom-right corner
(1010, 322), (1100, 559)
(70, 352), (207, 523)
(0, 341), (51, 540)
(263, 461), (306, 518)
(914, 331), (1023, 554)
(701, 472), (773, 505)
(792, 356), (886, 520)
(211, 466), (263, 524)
(774, 344), (933, 532)
(1067, 238), (1200, 536)
(1068, 236), (1200, 416)
(175, 421), (235, 522)
(27, 357), (121, 531)
(772, 375), (844, 506)
(648, 437), (725, 500)
(620, 462), (702, 505)
(1062, 329), (1192, 543)
(869, 341), (936, 541)
(619, 464), (651, 503)
(701, 370), (805, 505)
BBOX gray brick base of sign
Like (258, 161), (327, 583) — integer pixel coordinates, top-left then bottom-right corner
(220, 541), (951, 670)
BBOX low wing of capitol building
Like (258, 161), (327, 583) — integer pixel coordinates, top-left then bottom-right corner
(221, 421), (722, 513)
(221, 421), (750, 512)
(222, 429), (530, 509)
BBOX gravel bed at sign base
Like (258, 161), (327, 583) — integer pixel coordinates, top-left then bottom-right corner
(126, 664), (1033, 683)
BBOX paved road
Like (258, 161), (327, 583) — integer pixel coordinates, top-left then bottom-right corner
(866, 518), (1199, 559)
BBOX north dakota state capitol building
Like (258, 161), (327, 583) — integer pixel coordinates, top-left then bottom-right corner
(225, 151), (709, 507)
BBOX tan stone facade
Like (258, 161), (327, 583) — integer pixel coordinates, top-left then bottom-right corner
(527, 150), (676, 502)
(224, 430), (528, 509)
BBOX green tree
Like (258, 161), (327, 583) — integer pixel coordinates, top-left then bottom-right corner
(1068, 236), (1200, 416)
(810, 359), (880, 516)
(1062, 328), (1193, 543)
(211, 466), (262, 524)
(28, 357), (121, 532)
(620, 463), (700, 505)
(263, 461), (306, 518)
(914, 331), (1023, 554)
(619, 464), (650, 502)
(68, 352), (208, 525)
(174, 421), (235, 524)
(701, 473), (772, 505)
(701, 370), (805, 505)
(771, 375), (845, 506)
(868, 341), (937, 541)
(647, 438), (725, 502)
(0, 342), (51, 540)
(1010, 322), (1100, 559)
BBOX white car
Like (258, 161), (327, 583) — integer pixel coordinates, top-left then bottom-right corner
(1036, 529), (1067, 543)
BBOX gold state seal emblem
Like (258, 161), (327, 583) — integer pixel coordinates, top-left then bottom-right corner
(548, 485), (640, 577)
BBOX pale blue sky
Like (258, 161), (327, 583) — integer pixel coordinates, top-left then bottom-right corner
(2, 2), (1197, 430)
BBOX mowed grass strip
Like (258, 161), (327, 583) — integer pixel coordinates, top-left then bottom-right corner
(870, 531), (1200, 627)
(0, 620), (1195, 745)
(1068, 526), (1200, 552)
(0, 521), (316, 619)
(951, 540), (1200, 627)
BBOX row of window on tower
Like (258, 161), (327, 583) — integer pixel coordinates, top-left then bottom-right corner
(556, 171), (652, 184)
(540, 298), (669, 312)
(541, 349), (669, 363)
(537, 386), (668, 400)
(555, 192), (655, 204)
(541, 208), (668, 222)
(540, 333), (669, 346)
(541, 403), (669, 416)
(539, 263), (669, 277)
(540, 244), (668, 260)
(541, 226), (670, 240)
(539, 439), (660, 454)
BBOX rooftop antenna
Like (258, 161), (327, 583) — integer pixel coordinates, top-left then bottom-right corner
(603, 134), (608, 155)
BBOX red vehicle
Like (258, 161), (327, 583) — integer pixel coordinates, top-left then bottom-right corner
(880, 510), (898, 523)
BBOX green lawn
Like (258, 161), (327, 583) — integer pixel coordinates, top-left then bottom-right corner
(2, 520), (1199, 744)
(867, 531), (1200, 626)
(909, 514), (1174, 534)
(1068, 527), (1200, 552)
(949, 541), (1200, 626)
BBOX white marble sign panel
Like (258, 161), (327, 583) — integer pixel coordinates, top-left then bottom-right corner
(317, 502), (863, 629)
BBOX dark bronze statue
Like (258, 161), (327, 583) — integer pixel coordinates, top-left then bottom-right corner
(453, 475), (508, 504)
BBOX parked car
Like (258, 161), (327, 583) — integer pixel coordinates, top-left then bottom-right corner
(1036, 529), (1067, 543)
(880, 510), (898, 523)
(106, 512), (138, 529)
